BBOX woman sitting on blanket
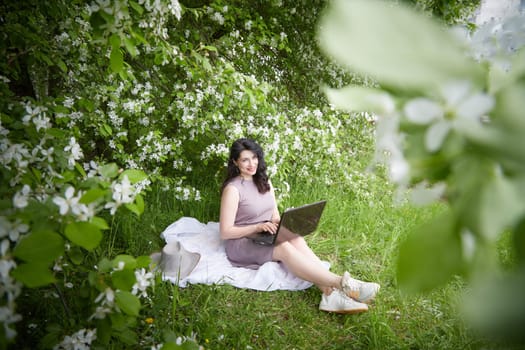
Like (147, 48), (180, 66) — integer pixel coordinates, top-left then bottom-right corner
(219, 138), (380, 314)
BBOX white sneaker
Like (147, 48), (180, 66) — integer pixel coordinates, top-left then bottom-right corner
(341, 271), (380, 304)
(319, 289), (369, 314)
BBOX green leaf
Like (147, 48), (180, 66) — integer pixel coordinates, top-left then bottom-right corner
(64, 221), (103, 251)
(397, 210), (463, 294)
(191, 51), (212, 71)
(323, 85), (395, 114)
(130, 27), (148, 45)
(161, 343), (182, 350)
(100, 123), (113, 137)
(462, 268), (525, 343)
(317, 0), (483, 92)
(75, 162), (87, 178)
(110, 46), (124, 73)
(13, 230), (64, 263)
(109, 312), (128, 330)
(89, 11), (106, 38)
(56, 59), (67, 73)
(95, 317), (112, 345)
(11, 263), (55, 287)
(109, 34), (121, 48)
(112, 269), (136, 291)
(68, 246), (84, 265)
(30, 167), (42, 183)
(126, 194), (144, 216)
(478, 174), (525, 240)
(99, 163), (120, 178)
(78, 98), (95, 112)
(91, 216), (110, 230)
(135, 194), (144, 212)
(461, 122), (525, 167)
(115, 290), (141, 316)
(113, 255), (137, 270)
(98, 257), (113, 273)
(123, 37), (138, 57)
(128, 0), (144, 15)
(493, 83), (525, 132)
(114, 327), (139, 345)
(119, 169), (147, 183)
(136, 255), (151, 269)
(202, 45), (218, 52)
(80, 188), (107, 204)
(47, 127), (67, 138)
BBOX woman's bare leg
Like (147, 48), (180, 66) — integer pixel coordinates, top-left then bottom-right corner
(272, 240), (341, 294)
(276, 230), (324, 264)
(276, 229), (334, 294)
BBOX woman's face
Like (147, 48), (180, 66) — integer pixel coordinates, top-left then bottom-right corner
(234, 150), (258, 178)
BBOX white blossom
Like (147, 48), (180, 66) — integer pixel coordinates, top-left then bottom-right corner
(64, 137), (84, 168)
(94, 287), (115, 307)
(403, 80), (494, 152)
(13, 185), (31, 209)
(114, 261), (125, 271)
(211, 12), (225, 25)
(110, 175), (135, 204)
(469, 13), (525, 70)
(5, 219), (29, 242)
(104, 201), (119, 215)
(33, 114), (52, 131)
(374, 113), (409, 184)
(132, 268), (154, 298)
(0, 239), (9, 256)
(0, 305), (22, 340)
(53, 328), (97, 350)
(83, 160), (99, 178)
(74, 202), (95, 222)
(53, 186), (82, 216)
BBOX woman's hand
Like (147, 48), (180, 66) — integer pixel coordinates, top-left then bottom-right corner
(257, 221), (278, 234)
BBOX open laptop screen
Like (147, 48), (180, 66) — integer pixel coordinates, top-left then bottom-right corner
(248, 200), (327, 245)
(279, 200), (327, 236)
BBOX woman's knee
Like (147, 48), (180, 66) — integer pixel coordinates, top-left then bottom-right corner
(290, 235), (307, 248)
(272, 240), (295, 260)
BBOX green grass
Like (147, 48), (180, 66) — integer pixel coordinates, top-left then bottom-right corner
(14, 179), (517, 349)
(112, 179), (488, 349)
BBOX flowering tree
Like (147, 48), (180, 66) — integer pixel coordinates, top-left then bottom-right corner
(318, 0), (525, 342)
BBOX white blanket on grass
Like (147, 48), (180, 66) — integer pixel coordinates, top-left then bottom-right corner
(160, 217), (325, 291)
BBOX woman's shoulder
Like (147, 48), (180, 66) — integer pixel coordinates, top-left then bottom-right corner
(226, 176), (242, 186)
(224, 177), (243, 191)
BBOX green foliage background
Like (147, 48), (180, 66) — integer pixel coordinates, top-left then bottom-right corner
(0, 0), (379, 347)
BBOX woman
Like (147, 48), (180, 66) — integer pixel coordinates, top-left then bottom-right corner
(220, 138), (380, 313)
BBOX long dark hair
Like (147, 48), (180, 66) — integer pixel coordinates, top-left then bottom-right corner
(221, 138), (271, 194)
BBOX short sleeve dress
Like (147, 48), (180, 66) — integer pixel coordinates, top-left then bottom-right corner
(223, 176), (275, 269)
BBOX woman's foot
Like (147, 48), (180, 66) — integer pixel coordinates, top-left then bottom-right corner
(341, 271), (380, 304)
(319, 289), (368, 314)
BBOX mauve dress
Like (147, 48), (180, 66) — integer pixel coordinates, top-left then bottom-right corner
(223, 177), (275, 269)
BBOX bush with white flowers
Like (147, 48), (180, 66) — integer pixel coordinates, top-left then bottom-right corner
(0, 0), (378, 347)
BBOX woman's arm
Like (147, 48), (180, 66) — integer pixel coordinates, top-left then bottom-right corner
(269, 182), (280, 224)
(219, 185), (276, 239)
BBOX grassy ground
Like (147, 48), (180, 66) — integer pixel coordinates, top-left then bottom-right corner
(15, 177), (516, 349)
(112, 178), (503, 350)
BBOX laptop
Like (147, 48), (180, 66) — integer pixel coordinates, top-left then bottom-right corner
(248, 200), (327, 246)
